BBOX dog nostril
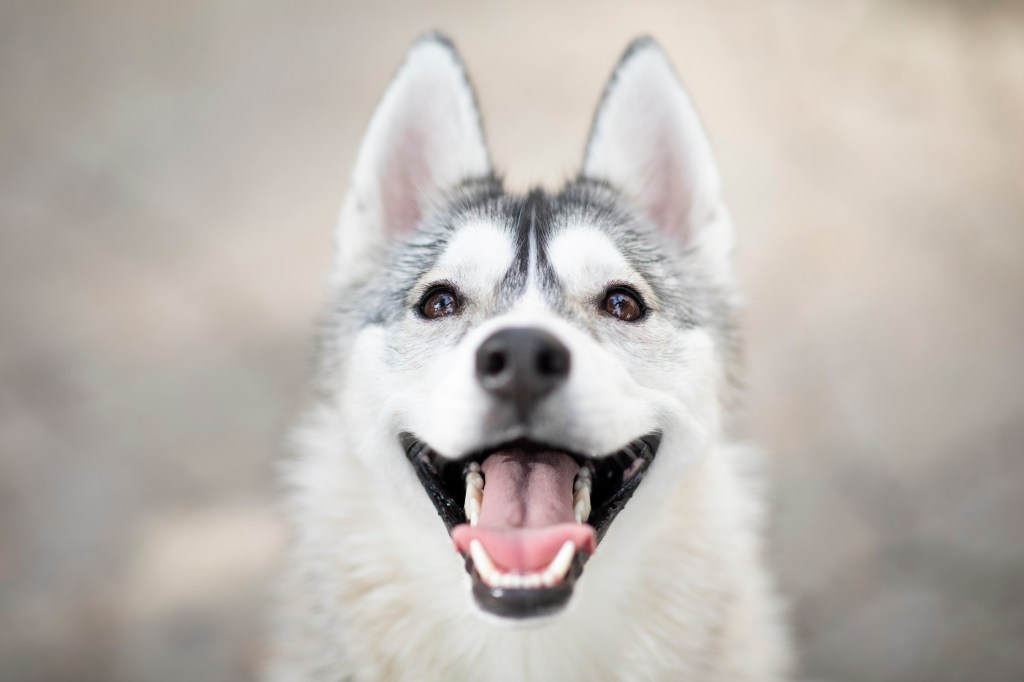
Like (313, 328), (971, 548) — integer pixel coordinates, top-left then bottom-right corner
(482, 350), (506, 376)
(536, 348), (568, 376)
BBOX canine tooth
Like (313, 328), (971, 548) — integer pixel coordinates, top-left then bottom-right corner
(573, 494), (591, 524)
(464, 492), (481, 526)
(470, 540), (499, 585)
(464, 471), (483, 526)
(465, 497), (480, 526)
(573, 478), (591, 523)
(573, 466), (592, 522)
(541, 540), (576, 586)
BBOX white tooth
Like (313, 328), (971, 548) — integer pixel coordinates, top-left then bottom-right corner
(573, 482), (591, 523)
(523, 573), (543, 589)
(541, 540), (576, 586)
(573, 466), (592, 522)
(573, 495), (591, 524)
(464, 494), (481, 526)
(574, 466), (591, 492)
(470, 540), (499, 586)
(465, 465), (485, 526)
(464, 481), (483, 526)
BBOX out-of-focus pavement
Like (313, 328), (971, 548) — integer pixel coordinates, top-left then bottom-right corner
(1, 1), (1022, 680)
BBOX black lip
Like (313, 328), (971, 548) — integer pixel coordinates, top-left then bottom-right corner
(399, 431), (662, 618)
(466, 552), (587, 619)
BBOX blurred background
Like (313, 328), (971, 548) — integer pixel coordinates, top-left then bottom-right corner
(1, 1), (1022, 680)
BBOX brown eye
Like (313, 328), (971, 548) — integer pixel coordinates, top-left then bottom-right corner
(420, 286), (461, 319)
(602, 287), (645, 322)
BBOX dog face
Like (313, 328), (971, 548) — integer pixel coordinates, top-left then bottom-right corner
(320, 35), (737, 620)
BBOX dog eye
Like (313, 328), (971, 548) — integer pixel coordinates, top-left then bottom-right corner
(419, 286), (461, 319)
(602, 287), (645, 322)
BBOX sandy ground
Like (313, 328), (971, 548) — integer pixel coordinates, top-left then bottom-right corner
(1, 1), (1022, 681)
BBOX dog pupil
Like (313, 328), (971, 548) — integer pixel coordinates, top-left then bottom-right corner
(607, 291), (639, 321)
(426, 291), (457, 318)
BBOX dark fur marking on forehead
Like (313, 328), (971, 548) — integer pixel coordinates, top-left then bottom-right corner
(498, 188), (563, 303)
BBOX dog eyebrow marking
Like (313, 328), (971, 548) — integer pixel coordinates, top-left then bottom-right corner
(547, 226), (653, 303)
(426, 219), (515, 300)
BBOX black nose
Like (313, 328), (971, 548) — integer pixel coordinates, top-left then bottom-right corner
(476, 327), (571, 419)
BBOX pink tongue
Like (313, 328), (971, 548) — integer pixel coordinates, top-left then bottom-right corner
(451, 451), (596, 572)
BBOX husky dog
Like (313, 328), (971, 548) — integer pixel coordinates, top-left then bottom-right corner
(268, 34), (791, 682)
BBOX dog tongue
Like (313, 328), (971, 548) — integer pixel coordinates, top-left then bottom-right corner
(451, 451), (596, 572)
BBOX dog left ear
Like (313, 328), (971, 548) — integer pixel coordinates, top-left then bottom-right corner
(334, 34), (491, 280)
(583, 38), (732, 263)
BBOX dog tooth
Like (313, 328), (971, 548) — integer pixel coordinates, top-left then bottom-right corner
(573, 466), (591, 493)
(573, 494), (591, 524)
(523, 573), (543, 589)
(465, 495), (480, 526)
(546, 541), (576, 584)
(573, 479), (591, 523)
(464, 478), (483, 526)
(470, 540), (499, 586)
(466, 470), (484, 491)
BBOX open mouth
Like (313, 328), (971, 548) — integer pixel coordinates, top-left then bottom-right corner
(400, 432), (661, 618)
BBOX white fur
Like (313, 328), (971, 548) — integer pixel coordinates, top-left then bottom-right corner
(546, 225), (657, 305)
(416, 219), (516, 310)
(268, 37), (792, 682)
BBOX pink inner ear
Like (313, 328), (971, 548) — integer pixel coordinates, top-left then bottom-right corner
(380, 124), (429, 237)
(646, 124), (694, 245)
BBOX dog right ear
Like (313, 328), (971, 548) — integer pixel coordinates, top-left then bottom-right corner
(333, 34), (491, 280)
(582, 38), (732, 270)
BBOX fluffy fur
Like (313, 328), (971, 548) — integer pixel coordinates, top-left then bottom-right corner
(267, 34), (792, 682)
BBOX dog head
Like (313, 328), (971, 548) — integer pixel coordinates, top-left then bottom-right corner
(319, 34), (738, 620)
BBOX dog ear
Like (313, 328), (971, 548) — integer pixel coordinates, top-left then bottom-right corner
(583, 38), (731, 261)
(334, 34), (491, 278)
